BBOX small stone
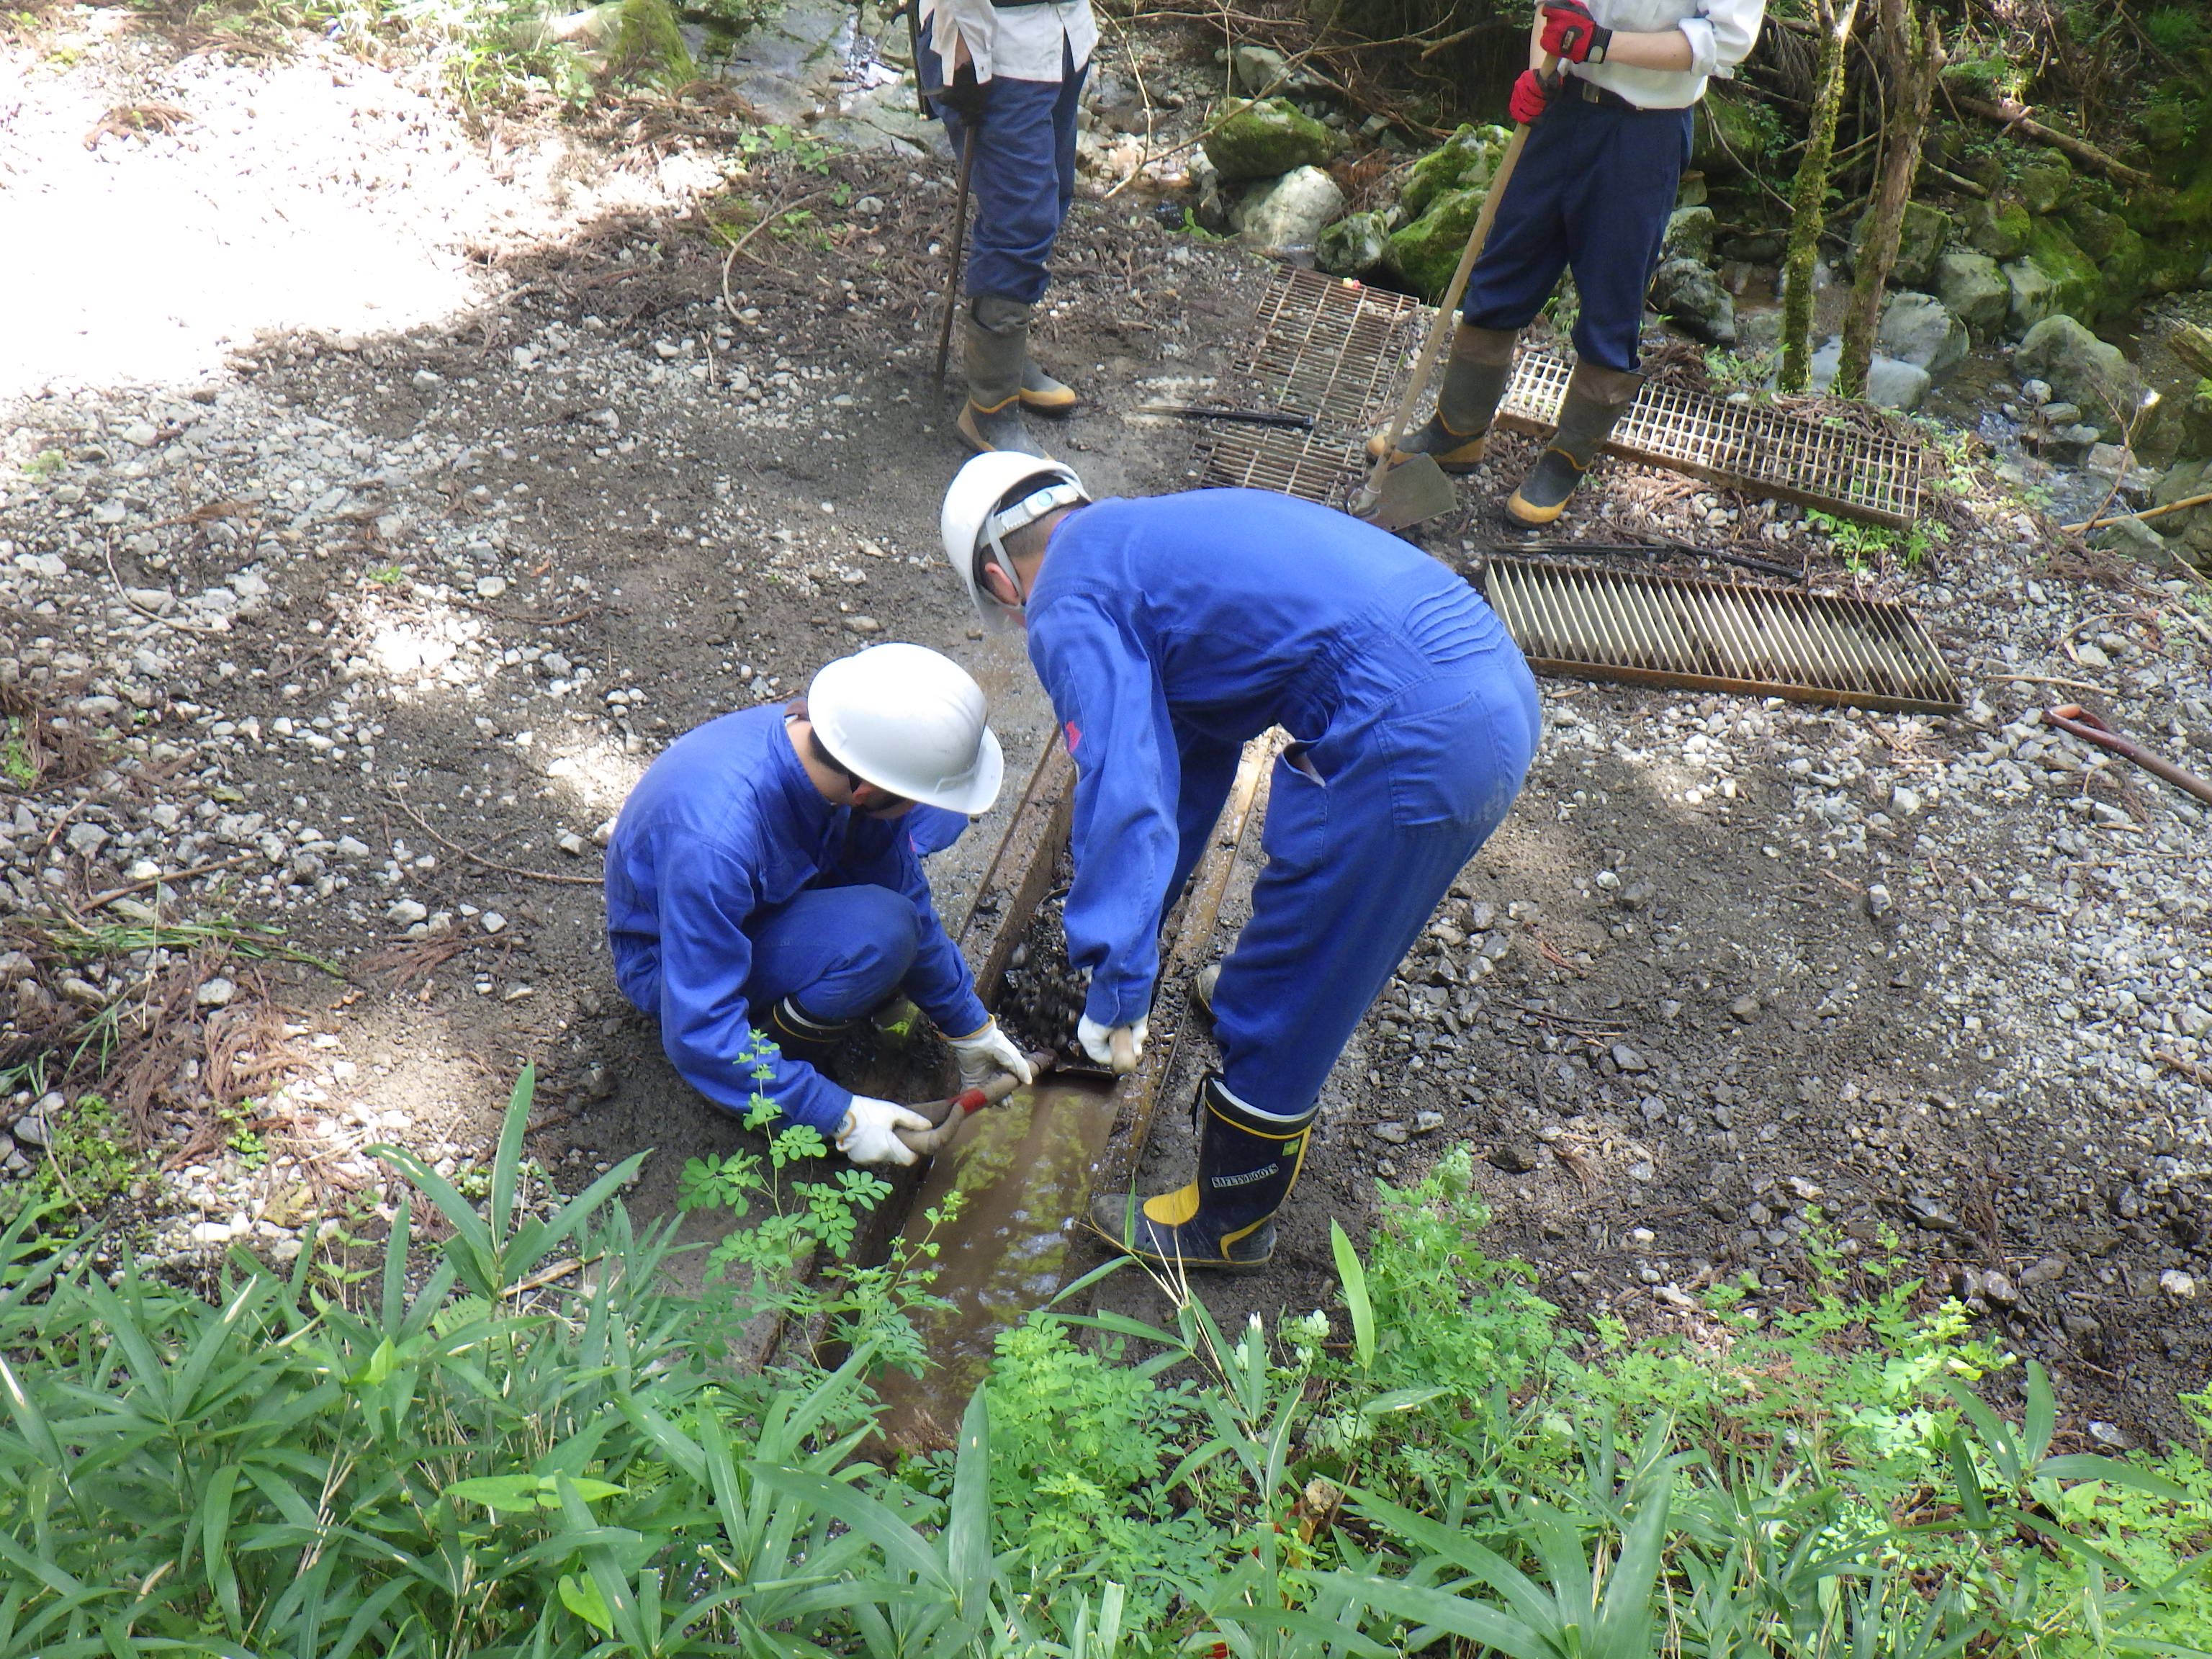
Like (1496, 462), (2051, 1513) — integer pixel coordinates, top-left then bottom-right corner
(1978, 1269), (2018, 1306)
(1619, 879), (1655, 912)
(1611, 1043), (1650, 1074)
(2087, 1420), (2130, 1449)
(2073, 642), (2112, 671)
(1372, 1120), (1411, 1145)
(1863, 884), (1893, 919)
(476, 576), (508, 600)
(480, 912), (508, 935)
(1627, 1226), (1655, 1246)
(558, 831), (588, 856)
(333, 836), (372, 861)
(12, 1113), (50, 1150)
(2062, 1311), (2102, 1340)
(1890, 785), (1922, 817)
(842, 616), (884, 635)
(592, 817), (618, 848)
(1728, 994), (1761, 1021)
(1411, 1110), (1445, 1134)
(411, 370), (442, 392)
(2159, 1268), (2196, 1300)
(2020, 1254), (2069, 1287)
(387, 899), (429, 926)
(195, 977), (236, 1008)
(1487, 1141), (1541, 1174)
(1627, 1159), (1655, 1182)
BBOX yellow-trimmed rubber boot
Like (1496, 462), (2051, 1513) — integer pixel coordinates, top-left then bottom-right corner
(1087, 1074), (1315, 1273)
(764, 996), (853, 1072)
(958, 295), (1044, 455)
(1505, 361), (1641, 526)
(1020, 359), (1080, 416)
(1365, 323), (1517, 474)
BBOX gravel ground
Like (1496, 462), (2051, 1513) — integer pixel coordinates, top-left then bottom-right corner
(6, 10), (2211, 1449)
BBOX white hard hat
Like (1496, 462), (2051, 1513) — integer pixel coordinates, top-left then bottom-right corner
(807, 643), (1004, 815)
(940, 452), (1087, 632)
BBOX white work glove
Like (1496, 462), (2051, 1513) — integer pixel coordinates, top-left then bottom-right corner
(835, 1096), (931, 1167)
(1077, 1015), (1148, 1071)
(946, 1020), (1035, 1091)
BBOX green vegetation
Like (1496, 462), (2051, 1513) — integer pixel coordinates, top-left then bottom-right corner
(16, 1091), (140, 1218)
(1807, 507), (1951, 572)
(0, 1076), (2208, 1653)
(1, 717), (35, 786)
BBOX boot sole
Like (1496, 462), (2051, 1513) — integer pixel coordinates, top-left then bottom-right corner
(1362, 436), (1486, 474)
(1020, 390), (1079, 417)
(1504, 489), (1569, 526)
(1083, 1220), (1275, 1274)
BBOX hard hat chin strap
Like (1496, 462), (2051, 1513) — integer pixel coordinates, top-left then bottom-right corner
(979, 480), (1084, 614)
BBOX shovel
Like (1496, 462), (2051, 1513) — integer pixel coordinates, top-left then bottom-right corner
(1352, 53), (1557, 531)
(896, 1046), (1061, 1157)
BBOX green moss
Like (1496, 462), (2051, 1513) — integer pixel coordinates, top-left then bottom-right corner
(1396, 123), (1506, 222)
(1691, 86), (1778, 177)
(1202, 97), (1339, 182)
(1961, 194), (2031, 259)
(2017, 217), (2099, 320)
(1387, 185), (1483, 300)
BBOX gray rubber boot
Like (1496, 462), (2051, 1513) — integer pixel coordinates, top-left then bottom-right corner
(1021, 359), (1080, 416)
(1506, 361), (1642, 526)
(1367, 324), (1518, 473)
(958, 295), (1043, 455)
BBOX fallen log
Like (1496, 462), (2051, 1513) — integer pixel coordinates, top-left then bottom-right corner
(1943, 86), (2159, 190)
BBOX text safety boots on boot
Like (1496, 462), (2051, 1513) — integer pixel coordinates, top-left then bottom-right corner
(1505, 361), (1642, 526)
(959, 295), (1046, 455)
(764, 996), (853, 1075)
(1365, 323), (1517, 473)
(1088, 1074), (1316, 1272)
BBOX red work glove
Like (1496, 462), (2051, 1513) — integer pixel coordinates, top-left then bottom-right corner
(1509, 68), (1552, 126)
(1539, 0), (1612, 63)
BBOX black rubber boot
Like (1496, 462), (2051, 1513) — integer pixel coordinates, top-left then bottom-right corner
(1366, 324), (1517, 474)
(764, 996), (854, 1073)
(1191, 962), (1220, 1028)
(958, 295), (1044, 455)
(1020, 359), (1080, 417)
(1506, 361), (1642, 526)
(1087, 1075), (1316, 1273)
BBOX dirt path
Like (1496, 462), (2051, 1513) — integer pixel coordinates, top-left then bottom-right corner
(4, 14), (2211, 1449)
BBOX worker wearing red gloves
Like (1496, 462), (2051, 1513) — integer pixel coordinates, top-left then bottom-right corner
(1373, 0), (1765, 524)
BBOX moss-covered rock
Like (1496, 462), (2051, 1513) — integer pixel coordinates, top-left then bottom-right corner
(1650, 258), (1735, 346)
(2151, 458), (2212, 567)
(1203, 97), (1340, 183)
(1386, 185), (1483, 299)
(1960, 194), (2031, 260)
(2063, 201), (2127, 261)
(2015, 156), (2074, 215)
(2015, 217), (2099, 323)
(1933, 251), (2010, 340)
(1691, 87), (1773, 178)
(1662, 205), (1715, 264)
(2179, 378), (2212, 462)
(1396, 124), (1507, 224)
(1316, 210), (1390, 278)
(2015, 314), (2149, 441)
(1851, 200), (1951, 289)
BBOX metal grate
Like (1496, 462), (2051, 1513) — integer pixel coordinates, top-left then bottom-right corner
(1200, 273), (1928, 528)
(1196, 267), (1425, 503)
(1480, 557), (1960, 714)
(1496, 347), (1925, 528)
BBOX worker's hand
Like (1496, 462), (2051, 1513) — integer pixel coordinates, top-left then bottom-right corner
(1509, 68), (1552, 127)
(934, 60), (989, 118)
(1539, 0), (1611, 63)
(946, 1019), (1035, 1089)
(927, 0), (993, 114)
(1076, 1015), (1148, 1071)
(836, 1097), (932, 1166)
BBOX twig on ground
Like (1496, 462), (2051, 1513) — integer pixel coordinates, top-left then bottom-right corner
(384, 791), (600, 885)
(83, 853), (261, 911)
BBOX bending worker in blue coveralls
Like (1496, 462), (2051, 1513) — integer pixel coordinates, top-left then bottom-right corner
(604, 644), (1035, 1169)
(1371, 0), (1765, 525)
(940, 456), (1542, 1269)
(919, 0), (1096, 455)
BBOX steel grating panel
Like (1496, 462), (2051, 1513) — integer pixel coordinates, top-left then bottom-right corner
(1200, 272), (1927, 528)
(1495, 347), (1925, 528)
(1480, 557), (1960, 714)
(1195, 267), (1426, 503)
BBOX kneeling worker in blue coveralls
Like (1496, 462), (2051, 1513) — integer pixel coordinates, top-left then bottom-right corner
(604, 644), (1035, 1168)
(940, 455), (1542, 1269)
(1372, 0), (1764, 525)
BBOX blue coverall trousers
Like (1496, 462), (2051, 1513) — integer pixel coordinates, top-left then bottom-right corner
(626, 885), (925, 1029)
(1174, 649), (1541, 1114)
(1460, 89), (1694, 373)
(918, 23), (1086, 305)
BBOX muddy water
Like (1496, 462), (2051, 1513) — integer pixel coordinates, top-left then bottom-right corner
(873, 1072), (1121, 1443)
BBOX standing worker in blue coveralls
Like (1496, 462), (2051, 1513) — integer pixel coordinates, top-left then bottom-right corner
(939, 455), (1542, 1270)
(918, 0), (1096, 455)
(1371, 0), (1765, 525)
(604, 644), (1036, 1169)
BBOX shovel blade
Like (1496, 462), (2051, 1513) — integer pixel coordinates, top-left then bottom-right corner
(1356, 453), (1459, 531)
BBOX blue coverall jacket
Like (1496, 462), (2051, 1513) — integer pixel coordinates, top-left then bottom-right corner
(603, 707), (989, 1134)
(1026, 490), (1542, 1113)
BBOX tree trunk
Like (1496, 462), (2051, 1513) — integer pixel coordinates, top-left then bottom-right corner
(1776, 0), (1858, 393)
(1833, 0), (1941, 400)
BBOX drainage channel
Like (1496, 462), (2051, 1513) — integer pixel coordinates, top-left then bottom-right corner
(845, 731), (1281, 1444)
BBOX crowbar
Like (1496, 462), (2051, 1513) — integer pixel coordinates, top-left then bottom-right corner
(931, 130), (977, 399)
(2042, 703), (2212, 809)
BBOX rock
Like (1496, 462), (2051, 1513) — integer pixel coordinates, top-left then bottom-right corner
(2015, 315), (2149, 441)
(557, 831), (588, 856)
(1691, 87), (1773, 177)
(1804, 337), (1930, 410)
(1388, 186), (1485, 300)
(1931, 253), (2010, 342)
(195, 977), (235, 1007)
(387, 899), (429, 926)
(1959, 194), (2030, 261)
(2175, 377), (2212, 462)
(410, 370), (442, 392)
(1372, 1120), (1411, 1145)
(2160, 1268), (2196, 1300)
(1852, 200), (1950, 289)
(2177, 1002), (2212, 1040)
(2015, 157), (2073, 215)
(1316, 210), (1390, 279)
(2089, 516), (2170, 565)
(1978, 1268), (2018, 1306)
(1202, 97), (1339, 182)
(1611, 1043), (1650, 1074)
(1649, 258), (1735, 346)
(1864, 883), (1893, 918)
(1411, 1110), (1445, 1133)
(2000, 256), (2059, 338)
(842, 615), (883, 635)
(1230, 166), (1345, 253)
(1488, 1141), (1541, 1173)
(1890, 783), (1923, 817)
(2061, 1310), (2102, 1340)
(1231, 43), (1292, 96)
(2013, 220), (2100, 331)
(1662, 205), (1715, 265)
(2020, 1253), (2069, 1287)
(1728, 994), (1761, 1021)
(480, 911), (508, 935)
(1396, 124), (1508, 222)
(1876, 292), (1968, 378)
(12, 1113), (50, 1150)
